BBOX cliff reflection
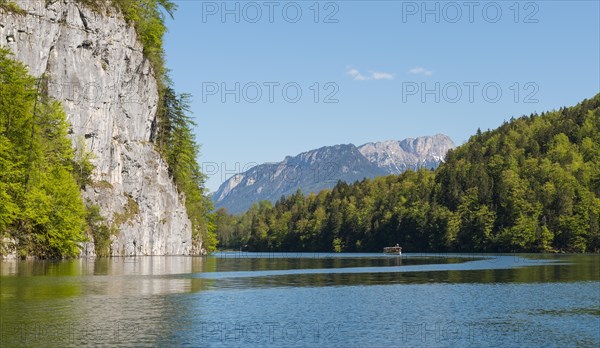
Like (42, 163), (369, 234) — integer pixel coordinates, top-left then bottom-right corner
(0, 256), (212, 347)
(0, 256), (214, 299)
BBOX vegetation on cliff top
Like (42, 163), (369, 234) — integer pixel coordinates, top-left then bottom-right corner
(216, 95), (600, 253)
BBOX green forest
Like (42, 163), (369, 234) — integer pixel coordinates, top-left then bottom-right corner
(0, 0), (216, 257)
(216, 94), (600, 253)
(0, 48), (88, 257)
(1, 0), (598, 256)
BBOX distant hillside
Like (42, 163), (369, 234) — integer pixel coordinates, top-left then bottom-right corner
(213, 134), (455, 214)
(215, 94), (600, 253)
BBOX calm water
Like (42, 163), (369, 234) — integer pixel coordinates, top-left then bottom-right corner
(1, 253), (598, 347)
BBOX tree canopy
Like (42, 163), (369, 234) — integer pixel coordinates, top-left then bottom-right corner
(0, 48), (87, 258)
(216, 94), (600, 253)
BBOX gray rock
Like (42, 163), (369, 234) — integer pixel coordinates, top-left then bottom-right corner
(358, 134), (456, 174)
(213, 135), (456, 214)
(1, 0), (195, 256)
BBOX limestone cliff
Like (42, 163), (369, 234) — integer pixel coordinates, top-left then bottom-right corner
(0, 0), (194, 255)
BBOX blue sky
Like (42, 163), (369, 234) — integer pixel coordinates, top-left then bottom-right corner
(163, 1), (600, 192)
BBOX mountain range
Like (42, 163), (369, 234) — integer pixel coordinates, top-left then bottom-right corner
(212, 134), (455, 214)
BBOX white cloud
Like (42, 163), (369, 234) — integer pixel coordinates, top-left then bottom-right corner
(408, 67), (433, 76)
(346, 68), (369, 81)
(369, 71), (395, 80)
(346, 67), (394, 81)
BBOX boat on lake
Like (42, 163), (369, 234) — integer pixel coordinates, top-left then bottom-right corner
(383, 244), (402, 255)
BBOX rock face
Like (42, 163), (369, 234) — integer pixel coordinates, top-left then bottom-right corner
(213, 134), (455, 214)
(358, 134), (456, 174)
(0, 1), (194, 255)
(213, 144), (389, 214)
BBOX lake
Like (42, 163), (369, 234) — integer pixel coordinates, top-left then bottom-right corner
(1, 253), (598, 347)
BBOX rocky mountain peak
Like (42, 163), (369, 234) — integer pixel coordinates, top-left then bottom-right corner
(213, 134), (455, 214)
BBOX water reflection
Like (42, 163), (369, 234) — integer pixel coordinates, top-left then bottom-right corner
(0, 254), (598, 347)
(0, 257), (212, 298)
(1, 254), (598, 294)
(0, 257), (209, 347)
